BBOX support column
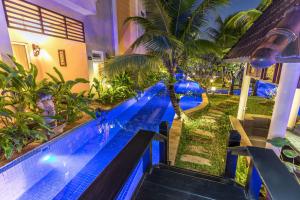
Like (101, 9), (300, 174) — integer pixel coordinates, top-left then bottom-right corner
(267, 63), (300, 154)
(288, 88), (300, 129)
(111, 0), (119, 55)
(0, 0), (12, 59)
(237, 63), (251, 121)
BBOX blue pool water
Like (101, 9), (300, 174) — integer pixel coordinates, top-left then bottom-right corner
(175, 80), (203, 110)
(0, 81), (203, 200)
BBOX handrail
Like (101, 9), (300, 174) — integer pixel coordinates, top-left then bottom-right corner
(79, 130), (156, 200)
(229, 146), (300, 200)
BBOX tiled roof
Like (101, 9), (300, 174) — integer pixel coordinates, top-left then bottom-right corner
(225, 0), (300, 61)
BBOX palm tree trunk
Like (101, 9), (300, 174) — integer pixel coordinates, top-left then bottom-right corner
(167, 83), (181, 118)
(252, 79), (258, 96)
(229, 72), (235, 95)
(222, 66), (226, 88)
(164, 59), (182, 119)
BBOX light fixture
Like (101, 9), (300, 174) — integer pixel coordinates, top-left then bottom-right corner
(32, 44), (41, 57)
(211, 87), (216, 92)
(210, 79), (214, 83)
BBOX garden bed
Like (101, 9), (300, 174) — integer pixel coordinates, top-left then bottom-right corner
(0, 114), (92, 167)
(175, 94), (274, 176)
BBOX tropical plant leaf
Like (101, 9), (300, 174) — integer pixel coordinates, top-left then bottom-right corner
(283, 149), (299, 159)
(47, 72), (60, 83)
(53, 67), (65, 83)
(124, 16), (155, 31)
(284, 162), (295, 173)
(105, 54), (162, 76)
(267, 137), (290, 148)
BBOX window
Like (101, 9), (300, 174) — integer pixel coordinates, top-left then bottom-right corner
(3, 0), (85, 42)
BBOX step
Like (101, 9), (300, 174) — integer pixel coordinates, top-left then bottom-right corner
(135, 180), (210, 200)
(192, 129), (214, 138)
(180, 154), (211, 166)
(145, 168), (247, 200)
(157, 165), (230, 183)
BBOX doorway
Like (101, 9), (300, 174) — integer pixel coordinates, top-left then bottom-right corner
(11, 42), (30, 69)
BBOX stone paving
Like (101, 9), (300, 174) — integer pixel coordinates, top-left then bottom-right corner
(180, 154), (211, 166)
(177, 98), (239, 170)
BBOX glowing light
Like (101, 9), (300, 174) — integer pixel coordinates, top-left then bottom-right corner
(106, 84), (112, 88)
(40, 49), (52, 61)
(210, 79), (214, 83)
(42, 154), (57, 163)
(32, 44), (40, 56)
(211, 87), (216, 92)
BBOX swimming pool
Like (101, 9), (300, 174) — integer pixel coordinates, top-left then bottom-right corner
(0, 81), (203, 200)
(175, 80), (203, 110)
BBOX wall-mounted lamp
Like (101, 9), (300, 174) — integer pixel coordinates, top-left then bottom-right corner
(32, 44), (40, 57)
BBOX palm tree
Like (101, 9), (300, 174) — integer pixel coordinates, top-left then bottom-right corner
(199, 0), (273, 95)
(105, 0), (229, 118)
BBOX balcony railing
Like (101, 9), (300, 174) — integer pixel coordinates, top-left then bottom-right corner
(2, 0), (85, 42)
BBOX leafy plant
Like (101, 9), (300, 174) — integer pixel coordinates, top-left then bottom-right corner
(0, 60), (95, 159)
(0, 61), (50, 159)
(267, 137), (300, 177)
(106, 0), (230, 118)
(89, 72), (137, 105)
(47, 67), (95, 123)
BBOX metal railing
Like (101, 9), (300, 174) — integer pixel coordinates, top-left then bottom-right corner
(226, 131), (300, 200)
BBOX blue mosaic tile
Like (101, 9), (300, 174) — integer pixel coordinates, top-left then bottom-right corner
(0, 83), (175, 200)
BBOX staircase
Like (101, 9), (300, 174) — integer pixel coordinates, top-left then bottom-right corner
(135, 165), (247, 200)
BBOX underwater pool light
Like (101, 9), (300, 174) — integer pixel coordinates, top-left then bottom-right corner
(42, 154), (57, 163)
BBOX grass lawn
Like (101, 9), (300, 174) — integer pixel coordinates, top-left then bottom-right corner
(175, 94), (274, 177)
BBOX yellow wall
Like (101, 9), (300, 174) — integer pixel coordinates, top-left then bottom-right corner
(117, 0), (137, 54)
(8, 29), (89, 92)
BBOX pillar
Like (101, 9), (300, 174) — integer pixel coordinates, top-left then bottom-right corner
(0, 0), (13, 59)
(267, 63), (300, 154)
(237, 63), (251, 121)
(111, 0), (119, 55)
(288, 89), (300, 129)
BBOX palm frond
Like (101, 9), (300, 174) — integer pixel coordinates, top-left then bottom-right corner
(105, 54), (162, 76)
(225, 9), (262, 33)
(257, 0), (272, 11)
(130, 30), (184, 55)
(142, 0), (171, 33)
(124, 16), (154, 31)
(181, 0), (229, 39)
(185, 39), (222, 57)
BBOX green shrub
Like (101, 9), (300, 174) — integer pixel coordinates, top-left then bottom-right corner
(89, 72), (138, 105)
(0, 61), (50, 158)
(47, 67), (95, 123)
(235, 156), (249, 186)
(0, 60), (95, 159)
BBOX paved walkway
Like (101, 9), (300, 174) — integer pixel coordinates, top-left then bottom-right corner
(177, 97), (239, 172)
(168, 119), (183, 165)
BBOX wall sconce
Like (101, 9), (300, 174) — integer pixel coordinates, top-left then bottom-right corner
(32, 44), (40, 57)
